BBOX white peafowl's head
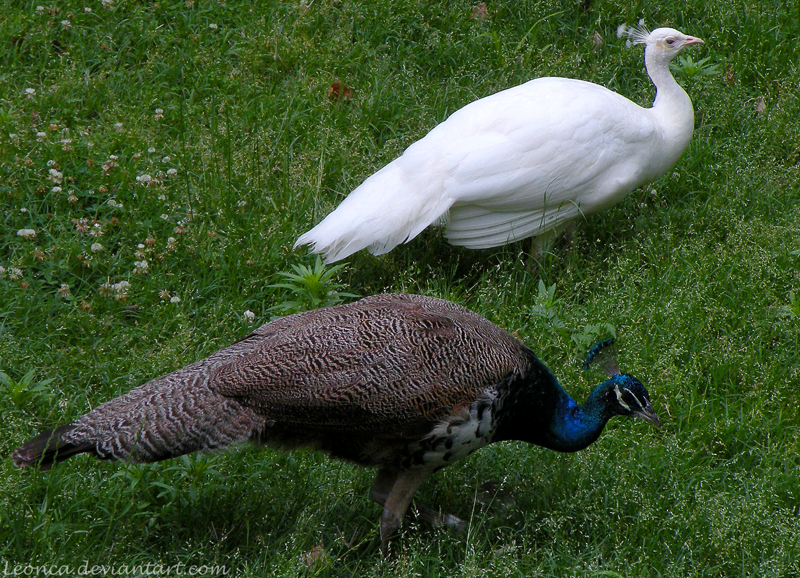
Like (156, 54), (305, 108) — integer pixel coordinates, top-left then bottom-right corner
(618, 24), (704, 63)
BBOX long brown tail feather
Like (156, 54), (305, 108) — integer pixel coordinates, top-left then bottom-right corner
(12, 424), (97, 470)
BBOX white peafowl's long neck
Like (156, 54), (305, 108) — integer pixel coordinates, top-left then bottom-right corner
(645, 49), (695, 160)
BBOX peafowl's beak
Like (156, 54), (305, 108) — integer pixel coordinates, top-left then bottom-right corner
(683, 36), (704, 46)
(633, 402), (661, 428)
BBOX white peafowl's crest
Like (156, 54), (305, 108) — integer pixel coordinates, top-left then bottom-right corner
(616, 20), (651, 47)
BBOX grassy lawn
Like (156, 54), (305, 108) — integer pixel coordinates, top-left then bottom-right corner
(1, 0), (798, 575)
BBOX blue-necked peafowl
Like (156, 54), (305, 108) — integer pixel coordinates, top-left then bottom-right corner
(13, 294), (659, 550)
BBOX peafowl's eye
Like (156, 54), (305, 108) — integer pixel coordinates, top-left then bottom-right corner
(665, 38), (676, 46)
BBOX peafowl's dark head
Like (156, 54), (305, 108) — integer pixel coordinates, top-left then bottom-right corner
(602, 374), (660, 427)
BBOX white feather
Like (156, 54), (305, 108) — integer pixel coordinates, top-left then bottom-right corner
(296, 27), (703, 263)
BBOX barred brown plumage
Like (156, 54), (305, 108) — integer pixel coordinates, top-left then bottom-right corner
(12, 293), (659, 551)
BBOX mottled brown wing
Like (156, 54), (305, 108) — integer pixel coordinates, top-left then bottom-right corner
(211, 294), (528, 436)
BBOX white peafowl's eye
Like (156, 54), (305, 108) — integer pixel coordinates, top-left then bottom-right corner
(665, 37), (676, 46)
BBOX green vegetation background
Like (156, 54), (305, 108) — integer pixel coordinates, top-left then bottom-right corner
(1, 0), (798, 575)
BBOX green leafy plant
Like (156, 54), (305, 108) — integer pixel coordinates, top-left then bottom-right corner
(0, 368), (55, 409)
(670, 54), (720, 79)
(269, 256), (359, 315)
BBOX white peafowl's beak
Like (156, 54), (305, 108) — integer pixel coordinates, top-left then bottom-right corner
(683, 36), (704, 46)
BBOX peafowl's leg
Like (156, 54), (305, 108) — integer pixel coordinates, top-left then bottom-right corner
(371, 468), (466, 552)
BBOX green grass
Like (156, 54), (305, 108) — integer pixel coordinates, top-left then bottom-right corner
(1, 0), (799, 575)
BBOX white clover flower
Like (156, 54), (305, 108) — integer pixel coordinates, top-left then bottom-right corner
(61, 19), (72, 28)
(136, 174), (152, 183)
(134, 259), (149, 273)
(170, 295), (181, 303)
(36, 6), (45, 12)
(113, 122), (123, 131)
(58, 283), (70, 297)
(49, 168), (63, 181)
(91, 243), (103, 252)
(19, 208), (28, 213)
(147, 147), (156, 154)
(167, 237), (177, 244)
(47, 159), (56, 167)
(209, 23), (218, 30)
(0, 266), (5, 276)
(36, 131), (47, 141)
(160, 214), (169, 220)
(166, 168), (177, 176)
(10, 267), (23, 280)
(161, 155), (171, 163)
(52, 186), (63, 193)
(137, 243), (145, 249)
(109, 154), (118, 161)
(84, 6), (92, 12)
(17, 229), (36, 239)
(114, 281), (130, 291)
(24, 88), (36, 95)
(237, 200), (247, 207)
(155, 108), (164, 115)
(102, 0), (114, 7)
(243, 310), (255, 323)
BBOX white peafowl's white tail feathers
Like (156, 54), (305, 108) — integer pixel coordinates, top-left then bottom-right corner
(295, 160), (453, 263)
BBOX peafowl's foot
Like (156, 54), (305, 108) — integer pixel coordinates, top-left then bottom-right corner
(371, 467), (463, 553)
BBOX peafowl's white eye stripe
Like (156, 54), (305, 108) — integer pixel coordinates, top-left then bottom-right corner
(614, 384), (632, 411)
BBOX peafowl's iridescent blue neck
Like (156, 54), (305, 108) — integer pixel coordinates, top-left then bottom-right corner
(491, 350), (620, 453)
(544, 383), (615, 453)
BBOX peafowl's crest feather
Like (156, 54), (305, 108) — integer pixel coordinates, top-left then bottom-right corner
(617, 21), (651, 47)
(583, 338), (621, 377)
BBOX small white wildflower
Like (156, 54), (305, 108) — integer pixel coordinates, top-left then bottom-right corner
(147, 147), (156, 154)
(61, 19), (72, 28)
(85, 6), (92, 12)
(68, 192), (78, 203)
(237, 200), (247, 207)
(161, 155), (171, 163)
(137, 243), (145, 249)
(158, 194), (166, 201)
(170, 295), (181, 303)
(52, 186), (63, 193)
(49, 168), (63, 181)
(166, 168), (177, 176)
(24, 88), (36, 95)
(113, 122), (123, 131)
(91, 242), (103, 252)
(209, 23), (218, 30)
(102, 0), (114, 8)
(47, 159), (56, 167)
(160, 214), (169, 220)
(107, 198), (119, 207)
(36, 6), (45, 12)
(19, 208), (28, 213)
(36, 131), (47, 141)
(0, 266), (5, 276)
(243, 310), (255, 323)
(58, 283), (70, 297)
(133, 259), (149, 273)
(109, 154), (118, 161)
(113, 281), (130, 291)
(132, 152), (142, 161)
(136, 174), (152, 183)
(17, 229), (36, 239)
(9, 133), (18, 140)
(10, 267), (24, 280)
(155, 108), (164, 115)
(167, 237), (177, 244)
